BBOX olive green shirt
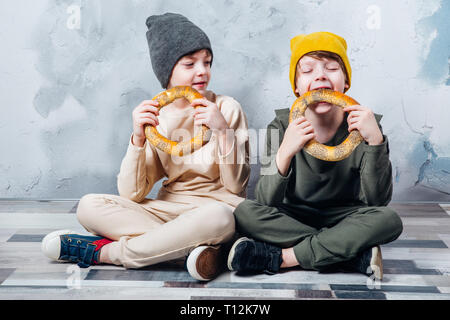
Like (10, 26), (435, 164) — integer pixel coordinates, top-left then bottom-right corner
(255, 108), (392, 210)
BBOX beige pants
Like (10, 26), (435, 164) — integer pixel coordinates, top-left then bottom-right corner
(76, 193), (236, 268)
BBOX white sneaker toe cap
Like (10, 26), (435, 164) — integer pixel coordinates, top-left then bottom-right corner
(41, 229), (74, 261)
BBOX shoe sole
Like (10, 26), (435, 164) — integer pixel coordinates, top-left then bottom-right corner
(370, 246), (383, 281)
(186, 245), (223, 281)
(227, 237), (251, 271)
(41, 229), (75, 262)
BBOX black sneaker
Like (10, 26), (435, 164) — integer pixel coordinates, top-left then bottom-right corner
(227, 237), (282, 275)
(337, 246), (383, 280)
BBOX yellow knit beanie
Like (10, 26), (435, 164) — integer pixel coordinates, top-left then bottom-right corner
(289, 31), (352, 96)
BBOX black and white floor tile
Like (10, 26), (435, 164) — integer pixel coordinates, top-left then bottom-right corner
(1, 200), (450, 300)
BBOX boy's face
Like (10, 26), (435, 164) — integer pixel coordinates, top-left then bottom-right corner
(167, 49), (212, 95)
(294, 55), (349, 114)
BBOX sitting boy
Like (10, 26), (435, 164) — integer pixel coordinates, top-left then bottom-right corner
(227, 32), (403, 280)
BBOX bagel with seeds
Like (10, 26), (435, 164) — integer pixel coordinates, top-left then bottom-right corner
(289, 89), (363, 161)
(145, 86), (210, 156)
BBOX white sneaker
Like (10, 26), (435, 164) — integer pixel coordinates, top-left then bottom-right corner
(41, 229), (111, 268)
(369, 246), (383, 281)
(41, 229), (76, 261)
(186, 245), (224, 281)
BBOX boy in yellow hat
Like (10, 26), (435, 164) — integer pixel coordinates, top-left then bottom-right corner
(227, 32), (403, 280)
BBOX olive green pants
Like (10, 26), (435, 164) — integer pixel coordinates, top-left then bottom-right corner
(233, 200), (403, 271)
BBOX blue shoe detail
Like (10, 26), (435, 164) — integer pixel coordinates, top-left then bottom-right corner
(58, 234), (111, 268)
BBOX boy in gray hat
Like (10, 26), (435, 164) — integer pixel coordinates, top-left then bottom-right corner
(42, 13), (250, 282)
(146, 12), (214, 90)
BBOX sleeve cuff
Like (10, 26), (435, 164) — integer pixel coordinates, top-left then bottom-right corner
(125, 134), (147, 163)
(362, 135), (389, 154)
(278, 166), (293, 179)
(275, 163), (293, 181)
(260, 156), (293, 180)
(128, 134), (147, 152)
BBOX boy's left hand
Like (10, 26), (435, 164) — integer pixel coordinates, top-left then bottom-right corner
(342, 105), (384, 146)
(191, 98), (230, 134)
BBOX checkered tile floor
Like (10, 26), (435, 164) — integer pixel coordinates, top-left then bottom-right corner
(1, 200), (450, 300)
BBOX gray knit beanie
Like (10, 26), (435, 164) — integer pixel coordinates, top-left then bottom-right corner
(146, 13), (213, 89)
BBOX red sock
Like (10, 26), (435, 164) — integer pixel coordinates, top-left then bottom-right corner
(92, 238), (113, 264)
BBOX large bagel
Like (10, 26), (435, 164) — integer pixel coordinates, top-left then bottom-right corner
(144, 86), (210, 156)
(289, 89), (364, 161)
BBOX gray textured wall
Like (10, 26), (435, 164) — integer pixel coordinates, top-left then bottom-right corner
(1, 0), (449, 201)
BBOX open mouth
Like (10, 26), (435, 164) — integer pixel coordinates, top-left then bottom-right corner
(311, 86), (333, 90)
(192, 81), (207, 88)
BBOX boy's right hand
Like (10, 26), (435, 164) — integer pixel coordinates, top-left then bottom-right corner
(131, 100), (160, 147)
(276, 116), (315, 175)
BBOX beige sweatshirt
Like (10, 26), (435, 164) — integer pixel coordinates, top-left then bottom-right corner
(117, 90), (250, 208)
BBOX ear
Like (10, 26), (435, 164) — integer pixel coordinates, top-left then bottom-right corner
(344, 83), (349, 89)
